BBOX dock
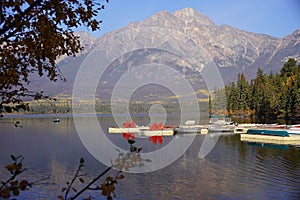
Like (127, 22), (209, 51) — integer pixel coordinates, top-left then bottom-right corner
(108, 127), (149, 133)
(108, 122), (175, 136)
(139, 129), (174, 136)
(240, 133), (300, 145)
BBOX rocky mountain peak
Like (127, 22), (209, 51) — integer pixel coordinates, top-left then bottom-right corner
(47, 8), (300, 99)
(173, 7), (214, 26)
(291, 28), (300, 39)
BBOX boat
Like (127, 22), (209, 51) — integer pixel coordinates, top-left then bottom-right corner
(207, 115), (235, 133)
(246, 129), (289, 136)
(291, 124), (300, 128)
(287, 127), (300, 135)
(209, 115), (234, 125)
(53, 118), (60, 123)
(208, 125), (235, 132)
(173, 120), (204, 134)
(240, 128), (300, 145)
(264, 124), (287, 129)
(244, 125), (300, 135)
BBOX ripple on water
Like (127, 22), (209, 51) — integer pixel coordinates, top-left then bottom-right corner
(238, 145), (300, 200)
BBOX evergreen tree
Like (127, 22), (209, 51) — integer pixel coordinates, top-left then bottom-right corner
(251, 68), (266, 121)
(280, 58), (299, 123)
(237, 73), (249, 115)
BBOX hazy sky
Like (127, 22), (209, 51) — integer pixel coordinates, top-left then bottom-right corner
(87, 0), (300, 38)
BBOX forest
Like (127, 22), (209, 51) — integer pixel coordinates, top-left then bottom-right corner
(2, 59), (299, 125)
(211, 58), (300, 124)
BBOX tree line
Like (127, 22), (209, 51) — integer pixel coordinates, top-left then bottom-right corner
(211, 58), (300, 124)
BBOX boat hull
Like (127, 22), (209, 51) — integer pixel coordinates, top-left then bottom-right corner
(287, 128), (300, 135)
(246, 129), (289, 137)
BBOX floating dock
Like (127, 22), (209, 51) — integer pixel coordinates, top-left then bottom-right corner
(240, 133), (300, 145)
(139, 129), (174, 136)
(173, 125), (208, 134)
(108, 127), (174, 136)
(108, 121), (175, 136)
(108, 127), (149, 133)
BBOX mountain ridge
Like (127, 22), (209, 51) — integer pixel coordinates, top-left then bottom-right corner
(32, 8), (300, 100)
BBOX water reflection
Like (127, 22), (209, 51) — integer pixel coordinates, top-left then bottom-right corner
(0, 115), (300, 199)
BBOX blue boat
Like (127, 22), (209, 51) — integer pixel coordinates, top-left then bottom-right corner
(246, 129), (289, 137)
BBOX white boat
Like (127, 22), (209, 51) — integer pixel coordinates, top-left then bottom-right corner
(209, 115), (234, 125)
(173, 120), (204, 134)
(287, 127), (300, 135)
(208, 125), (235, 132)
(207, 115), (236, 132)
(53, 118), (60, 123)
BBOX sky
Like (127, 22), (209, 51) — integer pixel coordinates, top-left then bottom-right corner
(84, 0), (300, 38)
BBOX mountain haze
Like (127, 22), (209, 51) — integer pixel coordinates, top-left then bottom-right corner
(31, 8), (300, 100)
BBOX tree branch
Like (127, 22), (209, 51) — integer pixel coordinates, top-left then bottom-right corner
(0, 0), (44, 36)
(69, 166), (112, 200)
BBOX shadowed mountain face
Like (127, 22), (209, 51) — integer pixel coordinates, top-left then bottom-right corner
(29, 8), (300, 100)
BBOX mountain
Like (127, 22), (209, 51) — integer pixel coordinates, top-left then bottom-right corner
(30, 8), (300, 101)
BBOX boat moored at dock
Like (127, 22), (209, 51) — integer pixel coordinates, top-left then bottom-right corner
(173, 120), (208, 134)
(240, 128), (300, 145)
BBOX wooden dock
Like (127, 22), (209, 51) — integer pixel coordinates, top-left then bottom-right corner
(108, 127), (149, 133)
(108, 126), (174, 136)
(139, 129), (174, 136)
(240, 133), (300, 145)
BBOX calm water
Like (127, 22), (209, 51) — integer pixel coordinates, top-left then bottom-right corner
(1, 115), (300, 200)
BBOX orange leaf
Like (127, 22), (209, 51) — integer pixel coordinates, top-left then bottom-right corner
(118, 174), (125, 179)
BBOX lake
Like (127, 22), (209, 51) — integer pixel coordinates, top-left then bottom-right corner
(1, 115), (300, 200)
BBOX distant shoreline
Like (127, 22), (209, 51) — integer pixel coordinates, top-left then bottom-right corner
(1, 112), (208, 118)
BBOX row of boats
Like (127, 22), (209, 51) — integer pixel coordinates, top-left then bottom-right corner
(108, 117), (300, 145)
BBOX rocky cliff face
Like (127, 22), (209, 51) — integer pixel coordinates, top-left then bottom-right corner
(91, 8), (300, 81)
(33, 8), (300, 99)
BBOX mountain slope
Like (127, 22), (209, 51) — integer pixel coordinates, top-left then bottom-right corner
(30, 8), (300, 100)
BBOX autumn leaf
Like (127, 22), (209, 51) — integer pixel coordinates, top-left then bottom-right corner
(5, 163), (17, 173)
(79, 178), (85, 183)
(61, 187), (66, 193)
(105, 176), (113, 182)
(118, 175), (125, 179)
(19, 180), (29, 191)
(13, 189), (20, 196)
